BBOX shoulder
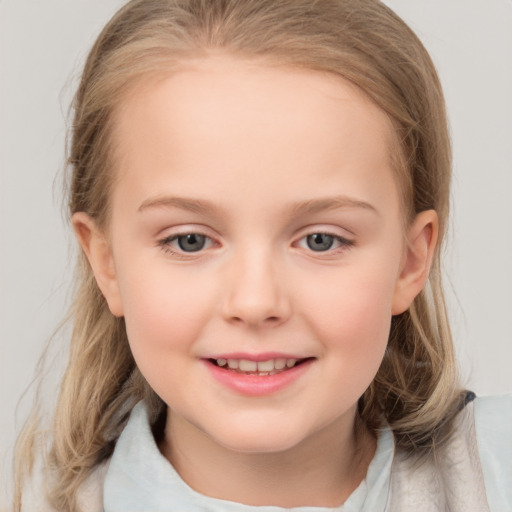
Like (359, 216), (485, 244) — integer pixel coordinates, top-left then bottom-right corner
(388, 394), (511, 512)
(472, 394), (512, 511)
(75, 460), (110, 512)
(439, 393), (512, 511)
(21, 459), (109, 512)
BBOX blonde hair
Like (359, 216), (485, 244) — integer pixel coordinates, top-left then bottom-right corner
(15, 1), (464, 510)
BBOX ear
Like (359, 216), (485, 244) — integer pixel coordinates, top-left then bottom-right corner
(392, 210), (439, 315)
(72, 212), (124, 317)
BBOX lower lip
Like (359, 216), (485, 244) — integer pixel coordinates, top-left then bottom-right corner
(203, 359), (314, 396)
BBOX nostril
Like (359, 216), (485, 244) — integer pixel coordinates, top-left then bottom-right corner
(228, 314), (282, 327)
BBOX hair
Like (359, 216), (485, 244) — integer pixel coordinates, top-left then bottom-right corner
(14, 1), (465, 510)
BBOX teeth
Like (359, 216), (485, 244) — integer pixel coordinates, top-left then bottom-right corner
(239, 359), (257, 372)
(274, 358), (287, 370)
(257, 360), (274, 372)
(216, 357), (302, 372)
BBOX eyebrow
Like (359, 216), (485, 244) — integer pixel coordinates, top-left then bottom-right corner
(288, 196), (379, 217)
(138, 195), (379, 217)
(138, 196), (224, 216)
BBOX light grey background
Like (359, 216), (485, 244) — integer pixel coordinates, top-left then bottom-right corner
(1, 0), (511, 508)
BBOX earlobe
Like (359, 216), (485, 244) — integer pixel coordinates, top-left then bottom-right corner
(391, 210), (439, 315)
(72, 212), (124, 317)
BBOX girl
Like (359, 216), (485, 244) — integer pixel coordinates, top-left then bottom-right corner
(14, 0), (511, 511)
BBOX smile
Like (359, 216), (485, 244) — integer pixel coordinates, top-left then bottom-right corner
(203, 356), (315, 396)
(210, 357), (306, 375)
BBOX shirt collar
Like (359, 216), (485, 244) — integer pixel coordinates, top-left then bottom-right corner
(104, 401), (393, 512)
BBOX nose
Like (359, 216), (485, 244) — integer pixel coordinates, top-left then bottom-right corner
(222, 248), (291, 328)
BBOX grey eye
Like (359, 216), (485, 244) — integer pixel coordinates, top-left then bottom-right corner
(176, 233), (207, 252)
(306, 233), (334, 251)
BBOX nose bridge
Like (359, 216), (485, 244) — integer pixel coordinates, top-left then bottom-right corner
(222, 243), (290, 327)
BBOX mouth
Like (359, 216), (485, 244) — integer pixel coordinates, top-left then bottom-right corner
(204, 355), (315, 395)
(207, 357), (314, 376)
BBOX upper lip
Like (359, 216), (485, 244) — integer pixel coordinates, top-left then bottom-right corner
(203, 352), (312, 362)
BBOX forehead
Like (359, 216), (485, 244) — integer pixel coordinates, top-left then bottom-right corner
(110, 55), (401, 218)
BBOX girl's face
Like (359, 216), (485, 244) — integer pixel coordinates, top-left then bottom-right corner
(76, 56), (436, 455)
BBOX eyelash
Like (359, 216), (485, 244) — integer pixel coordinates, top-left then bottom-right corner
(157, 230), (354, 258)
(157, 231), (215, 258)
(294, 232), (354, 255)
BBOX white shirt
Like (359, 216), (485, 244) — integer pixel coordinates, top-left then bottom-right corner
(101, 395), (511, 512)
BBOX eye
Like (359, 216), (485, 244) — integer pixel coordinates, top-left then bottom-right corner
(159, 232), (214, 254)
(296, 232), (353, 253)
(306, 233), (335, 251)
(175, 233), (207, 252)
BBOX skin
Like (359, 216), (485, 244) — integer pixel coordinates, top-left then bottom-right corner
(74, 56), (438, 507)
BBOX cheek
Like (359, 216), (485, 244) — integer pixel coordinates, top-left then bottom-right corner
(294, 265), (395, 426)
(303, 262), (397, 365)
(115, 259), (219, 363)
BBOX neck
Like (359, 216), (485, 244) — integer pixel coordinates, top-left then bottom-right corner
(159, 409), (376, 508)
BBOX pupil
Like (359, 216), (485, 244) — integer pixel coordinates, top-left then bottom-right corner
(178, 234), (206, 252)
(307, 233), (334, 251)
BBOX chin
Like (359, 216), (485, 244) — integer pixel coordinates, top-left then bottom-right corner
(205, 417), (312, 455)
(218, 433), (303, 454)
